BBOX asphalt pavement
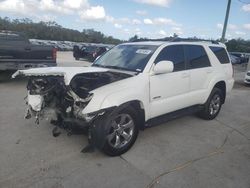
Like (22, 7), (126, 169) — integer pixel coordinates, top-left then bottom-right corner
(0, 52), (249, 188)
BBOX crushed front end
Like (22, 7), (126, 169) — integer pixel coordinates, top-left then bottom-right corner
(22, 70), (132, 126)
(13, 67), (133, 152)
(25, 76), (95, 127)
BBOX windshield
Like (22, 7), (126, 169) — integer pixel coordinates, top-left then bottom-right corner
(92, 44), (158, 72)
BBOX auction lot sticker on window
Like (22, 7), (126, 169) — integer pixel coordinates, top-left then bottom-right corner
(136, 49), (152, 55)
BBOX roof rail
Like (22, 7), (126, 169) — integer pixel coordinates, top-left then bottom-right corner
(133, 37), (220, 44)
(170, 37), (220, 44)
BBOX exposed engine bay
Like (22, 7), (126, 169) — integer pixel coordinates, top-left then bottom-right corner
(25, 71), (132, 126)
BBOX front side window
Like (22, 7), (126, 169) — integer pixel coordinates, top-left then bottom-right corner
(185, 45), (211, 69)
(155, 45), (185, 72)
(93, 44), (158, 72)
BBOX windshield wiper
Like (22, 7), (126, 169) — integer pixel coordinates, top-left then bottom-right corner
(103, 65), (138, 72)
(92, 64), (106, 68)
(92, 64), (139, 73)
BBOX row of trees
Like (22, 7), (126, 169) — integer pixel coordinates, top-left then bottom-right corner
(226, 39), (250, 53)
(0, 17), (122, 44)
(1, 17), (249, 52)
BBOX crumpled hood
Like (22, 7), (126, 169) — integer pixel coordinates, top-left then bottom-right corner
(12, 66), (109, 85)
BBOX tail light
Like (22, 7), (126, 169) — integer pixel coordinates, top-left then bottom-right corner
(52, 48), (57, 60)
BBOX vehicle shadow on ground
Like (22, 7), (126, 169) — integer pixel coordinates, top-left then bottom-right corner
(53, 123), (89, 137)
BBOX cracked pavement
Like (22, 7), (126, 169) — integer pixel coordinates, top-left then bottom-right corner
(0, 52), (249, 188)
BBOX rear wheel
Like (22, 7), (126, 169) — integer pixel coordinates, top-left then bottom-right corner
(198, 88), (223, 120)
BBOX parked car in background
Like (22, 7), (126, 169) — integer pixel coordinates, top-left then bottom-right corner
(73, 45), (110, 62)
(229, 54), (241, 64)
(0, 30), (57, 70)
(13, 40), (234, 156)
(73, 45), (87, 60)
(30, 39), (75, 51)
(245, 71), (250, 85)
(229, 52), (249, 64)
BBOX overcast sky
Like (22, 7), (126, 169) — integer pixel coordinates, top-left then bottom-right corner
(0, 0), (249, 40)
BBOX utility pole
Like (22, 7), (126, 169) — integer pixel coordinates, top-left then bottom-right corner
(221, 0), (232, 42)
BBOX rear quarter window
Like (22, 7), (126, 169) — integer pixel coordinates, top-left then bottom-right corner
(209, 46), (230, 64)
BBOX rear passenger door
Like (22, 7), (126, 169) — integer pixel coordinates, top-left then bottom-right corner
(184, 45), (213, 104)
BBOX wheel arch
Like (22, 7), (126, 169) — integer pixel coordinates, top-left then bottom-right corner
(112, 100), (146, 130)
(213, 81), (226, 104)
(127, 100), (146, 130)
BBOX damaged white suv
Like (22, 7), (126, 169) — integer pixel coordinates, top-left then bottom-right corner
(13, 41), (234, 156)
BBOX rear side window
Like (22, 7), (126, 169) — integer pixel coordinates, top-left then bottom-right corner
(155, 45), (185, 72)
(185, 45), (211, 69)
(209, 46), (230, 64)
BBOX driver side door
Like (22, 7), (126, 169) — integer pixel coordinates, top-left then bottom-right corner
(149, 45), (190, 118)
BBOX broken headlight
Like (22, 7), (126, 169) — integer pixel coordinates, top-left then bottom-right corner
(72, 93), (94, 120)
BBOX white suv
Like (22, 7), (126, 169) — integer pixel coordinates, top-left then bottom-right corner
(13, 41), (234, 156)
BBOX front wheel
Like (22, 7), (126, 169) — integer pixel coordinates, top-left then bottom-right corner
(92, 107), (139, 156)
(198, 88), (223, 120)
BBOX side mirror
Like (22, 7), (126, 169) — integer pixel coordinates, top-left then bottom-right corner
(153, 61), (174, 75)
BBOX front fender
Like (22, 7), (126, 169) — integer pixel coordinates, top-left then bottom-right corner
(101, 87), (149, 118)
(82, 85), (149, 121)
(82, 73), (150, 118)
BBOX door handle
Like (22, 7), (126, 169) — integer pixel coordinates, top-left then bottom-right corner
(25, 48), (31, 51)
(206, 69), (213, 74)
(181, 72), (189, 78)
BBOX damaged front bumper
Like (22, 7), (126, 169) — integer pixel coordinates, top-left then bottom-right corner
(25, 90), (114, 128)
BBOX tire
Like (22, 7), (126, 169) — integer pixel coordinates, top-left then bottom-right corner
(92, 106), (139, 156)
(198, 88), (223, 120)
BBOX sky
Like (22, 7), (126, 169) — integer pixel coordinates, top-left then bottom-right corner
(0, 0), (249, 40)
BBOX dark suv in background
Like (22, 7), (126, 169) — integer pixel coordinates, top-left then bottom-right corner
(73, 45), (110, 62)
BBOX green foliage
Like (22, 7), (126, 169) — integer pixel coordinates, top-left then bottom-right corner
(0, 17), (122, 44)
(129, 35), (138, 42)
(225, 38), (250, 53)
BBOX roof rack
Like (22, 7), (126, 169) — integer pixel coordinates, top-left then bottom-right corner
(134, 37), (220, 44)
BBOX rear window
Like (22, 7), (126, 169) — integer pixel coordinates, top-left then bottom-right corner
(209, 46), (230, 64)
(85, 46), (97, 53)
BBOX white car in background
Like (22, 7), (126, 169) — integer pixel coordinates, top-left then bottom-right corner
(245, 71), (250, 85)
(13, 40), (234, 156)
